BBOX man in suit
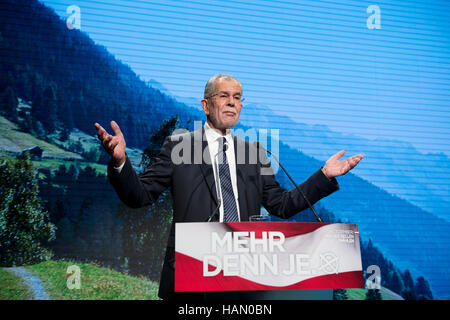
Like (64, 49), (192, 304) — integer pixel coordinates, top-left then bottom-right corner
(95, 74), (363, 300)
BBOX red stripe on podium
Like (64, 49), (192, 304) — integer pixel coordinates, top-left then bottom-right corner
(175, 251), (364, 292)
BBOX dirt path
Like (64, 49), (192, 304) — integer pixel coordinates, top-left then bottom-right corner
(6, 267), (50, 300)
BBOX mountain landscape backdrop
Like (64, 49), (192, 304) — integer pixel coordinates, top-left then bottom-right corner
(0, 0), (447, 299)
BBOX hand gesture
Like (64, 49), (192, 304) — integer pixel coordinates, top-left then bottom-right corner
(94, 121), (126, 167)
(322, 150), (363, 179)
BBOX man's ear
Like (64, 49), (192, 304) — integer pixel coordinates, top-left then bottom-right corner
(201, 99), (210, 116)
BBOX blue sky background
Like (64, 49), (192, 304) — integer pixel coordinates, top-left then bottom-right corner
(42, 0), (450, 156)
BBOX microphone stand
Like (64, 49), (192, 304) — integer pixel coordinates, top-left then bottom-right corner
(258, 143), (324, 223)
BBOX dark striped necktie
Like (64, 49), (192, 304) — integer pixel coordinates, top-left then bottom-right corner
(218, 137), (239, 222)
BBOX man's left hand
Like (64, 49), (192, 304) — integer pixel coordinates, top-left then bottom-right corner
(322, 150), (364, 179)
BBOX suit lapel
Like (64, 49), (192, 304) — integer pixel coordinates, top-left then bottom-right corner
(234, 135), (249, 222)
(197, 127), (219, 206)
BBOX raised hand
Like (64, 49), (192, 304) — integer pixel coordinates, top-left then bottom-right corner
(94, 121), (126, 167)
(322, 150), (363, 179)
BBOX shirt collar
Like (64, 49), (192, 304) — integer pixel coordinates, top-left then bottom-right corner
(204, 121), (233, 144)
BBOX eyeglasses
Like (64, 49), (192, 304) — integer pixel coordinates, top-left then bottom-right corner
(207, 92), (245, 103)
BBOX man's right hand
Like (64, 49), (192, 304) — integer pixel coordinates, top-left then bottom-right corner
(94, 121), (126, 167)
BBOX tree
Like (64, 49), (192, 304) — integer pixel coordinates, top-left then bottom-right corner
(388, 270), (404, 296)
(365, 289), (382, 300)
(140, 115), (180, 168)
(58, 104), (74, 141)
(41, 84), (58, 133)
(54, 217), (75, 248)
(415, 276), (433, 300)
(402, 270), (416, 300)
(0, 157), (56, 266)
(333, 289), (348, 300)
(0, 86), (18, 121)
(83, 146), (101, 162)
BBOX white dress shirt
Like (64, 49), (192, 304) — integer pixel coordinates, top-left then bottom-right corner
(203, 122), (241, 222)
(114, 122), (241, 222)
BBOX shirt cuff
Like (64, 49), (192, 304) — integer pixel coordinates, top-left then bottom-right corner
(114, 161), (125, 173)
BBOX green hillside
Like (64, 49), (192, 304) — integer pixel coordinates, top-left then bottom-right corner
(0, 110), (143, 176)
(1, 259), (403, 300)
(346, 287), (403, 300)
(0, 114), (81, 159)
(0, 260), (160, 300)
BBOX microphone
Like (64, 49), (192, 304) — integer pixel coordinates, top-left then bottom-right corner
(257, 142), (324, 223)
(206, 140), (228, 222)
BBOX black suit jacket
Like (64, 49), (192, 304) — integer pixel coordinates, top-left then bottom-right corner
(108, 127), (339, 300)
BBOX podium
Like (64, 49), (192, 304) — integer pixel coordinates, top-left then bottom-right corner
(175, 222), (363, 300)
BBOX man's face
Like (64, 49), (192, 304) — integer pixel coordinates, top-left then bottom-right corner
(201, 79), (243, 132)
